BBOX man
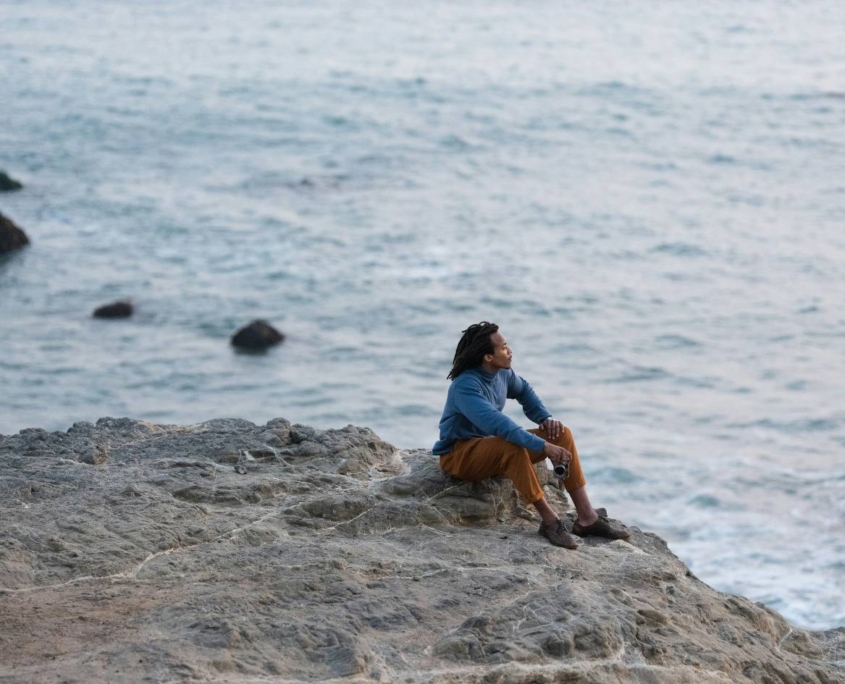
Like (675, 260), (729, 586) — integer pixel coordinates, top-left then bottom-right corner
(433, 321), (629, 548)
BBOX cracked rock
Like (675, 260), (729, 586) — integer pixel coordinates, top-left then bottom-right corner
(0, 418), (842, 683)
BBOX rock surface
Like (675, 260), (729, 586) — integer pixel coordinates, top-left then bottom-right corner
(0, 418), (842, 683)
(0, 212), (30, 255)
(92, 300), (134, 319)
(231, 319), (285, 350)
(0, 171), (24, 192)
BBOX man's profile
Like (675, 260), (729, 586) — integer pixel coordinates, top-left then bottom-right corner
(433, 321), (629, 548)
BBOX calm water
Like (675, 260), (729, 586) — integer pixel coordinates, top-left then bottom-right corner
(1, 0), (844, 630)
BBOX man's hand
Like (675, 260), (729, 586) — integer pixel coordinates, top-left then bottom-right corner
(542, 441), (572, 466)
(540, 418), (564, 440)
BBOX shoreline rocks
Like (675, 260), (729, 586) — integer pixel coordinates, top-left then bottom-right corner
(0, 418), (842, 683)
(0, 212), (30, 255)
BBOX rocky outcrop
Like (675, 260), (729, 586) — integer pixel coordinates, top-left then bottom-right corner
(92, 300), (134, 319)
(231, 320), (285, 350)
(0, 212), (29, 255)
(0, 171), (23, 192)
(0, 418), (842, 683)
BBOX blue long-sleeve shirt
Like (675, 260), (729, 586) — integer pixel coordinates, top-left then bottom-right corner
(432, 367), (552, 455)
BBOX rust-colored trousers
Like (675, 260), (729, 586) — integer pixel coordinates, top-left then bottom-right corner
(439, 427), (587, 505)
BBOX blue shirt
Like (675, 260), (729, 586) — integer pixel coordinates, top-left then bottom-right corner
(432, 367), (552, 455)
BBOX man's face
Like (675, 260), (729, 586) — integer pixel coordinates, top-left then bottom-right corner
(485, 331), (513, 370)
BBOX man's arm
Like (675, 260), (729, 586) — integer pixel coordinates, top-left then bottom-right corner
(506, 370), (552, 424)
(453, 381), (546, 453)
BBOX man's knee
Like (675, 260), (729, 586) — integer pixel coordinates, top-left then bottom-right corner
(559, 426), (575, 449)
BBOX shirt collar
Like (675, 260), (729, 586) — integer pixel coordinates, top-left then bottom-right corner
(475, 367), (498, 381)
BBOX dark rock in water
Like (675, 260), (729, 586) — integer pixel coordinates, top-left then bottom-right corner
(231, 319), (285, 350)
(0, 171), (23, 192)
(93, 301), (134, 319)
(0, 212), (30, 254)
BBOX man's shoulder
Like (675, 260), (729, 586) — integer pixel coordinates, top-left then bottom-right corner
(503, 368), (526, 393)
(452, 369), (480, 386)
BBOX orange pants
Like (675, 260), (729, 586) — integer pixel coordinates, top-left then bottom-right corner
(439, 427), (587, 505)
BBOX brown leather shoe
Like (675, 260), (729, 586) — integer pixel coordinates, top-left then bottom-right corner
(538, 519), (578, 549)
(572, 513), (630, 540)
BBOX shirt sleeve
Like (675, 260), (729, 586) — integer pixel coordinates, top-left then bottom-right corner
(506, 370), (552, 424)
(453, 378), (546, 453)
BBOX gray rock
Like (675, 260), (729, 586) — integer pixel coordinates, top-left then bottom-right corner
(0, 212), (29, 255)
(0, 418), (842, 683)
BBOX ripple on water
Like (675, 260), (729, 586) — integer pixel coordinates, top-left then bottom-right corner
(731, 417), (842, 433)
(655, 334), (702, 349)
(650, 243), (709, 257)
(607, 367), (671, 383)
(687, 494), (722, 509)
(588, 466), (643, 486)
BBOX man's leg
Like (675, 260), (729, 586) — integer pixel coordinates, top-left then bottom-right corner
(440, 437), (577, 548)
(529, 426), (629, 540)
(528, 427), (598, 527)
(440, 438), (557, 524)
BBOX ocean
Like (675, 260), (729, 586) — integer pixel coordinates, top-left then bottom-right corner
(1, 0), (843, 630)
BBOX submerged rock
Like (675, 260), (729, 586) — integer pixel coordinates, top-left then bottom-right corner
(0, 171), (23, 192)
(0, 418), (841, 683)
(0, 212), (29, 255)
(92, 300), (134, 318)
(231, 319), (285, 350)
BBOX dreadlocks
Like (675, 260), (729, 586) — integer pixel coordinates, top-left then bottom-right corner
(447, 321), (499, 380)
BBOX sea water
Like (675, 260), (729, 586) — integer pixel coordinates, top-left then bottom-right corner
(1, 0), (843, 630)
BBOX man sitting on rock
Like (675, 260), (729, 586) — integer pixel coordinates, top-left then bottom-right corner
(433, 321), (629, 548)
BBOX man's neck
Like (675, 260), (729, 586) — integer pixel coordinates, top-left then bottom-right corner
(479, 362), (499, 375)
